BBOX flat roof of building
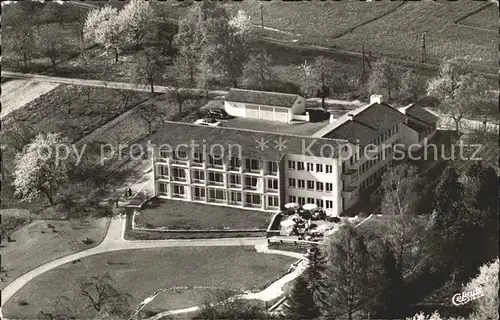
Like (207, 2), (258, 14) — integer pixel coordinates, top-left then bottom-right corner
(222, 117), (330, 136)
(225, 88), (300, 108)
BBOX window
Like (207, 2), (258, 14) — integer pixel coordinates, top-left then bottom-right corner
(288, 178), (296, 188)
(307, 197), (315, 204)
(193, 152), (203, 163)
(288, 160), (296, 170)
(193, 187), (205, 199)
(298, 180), (305, 189)
(316, 199), (324, 208)
(208, 188), (226, 201)
(230, 191), (242, 203)
(289, 196), (297, 203)
(209, 154), (223, 167)
(326, 183), (333, 192)
(244, 176), (260, 190)
(268, 196), (279, 207)
(173, 150), (188, 161)
(316, 182), (324, 191)
(267, 162), (278, 174)
(298, 197), (305, 205)
(159, 147), (171, 159)
(192, 170), (204, 182)
(307, 180), (315, 190)
(267, 178), (278, 190)
(316, 164), (323, 172)
(326, 200), (333, 209)
(229, 174), (241, 186)
(229, 157), (241, 169)
(246, 159), (260, 171)
(172, 168), (186, 180)
(208, 172), (224, 184)
(158, 165), (169, 178)
(173, 184), (184, 195)
(326, 165), (333, 174)
(307, 163), (314, 172)
(159, 182), (168, 194)
(297, 162), (305, 171)
(246, 194), (261, 205)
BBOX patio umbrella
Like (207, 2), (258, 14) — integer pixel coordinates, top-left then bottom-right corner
(284, 202), (300, 209)
(303, 203), (318, 211)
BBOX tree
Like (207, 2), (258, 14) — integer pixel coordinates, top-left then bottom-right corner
(322, 224), (371, 320)
(398, 69), (427, 104)
(242, 52), (273, 91)
(406, 311), (465, 320)
(367, 57), (400, 103)
(3, 121), (36, 153)
(464, 258), (499, 320)
(380, 164), (421, 274)
(192, 300), (279, 320)
(118, 0), (155, 47)
(131, 48), (164, 93)
(305, 245), (328, 309)
(10, 24), (35, 71)
(298, 57), (336, 109)
(43, 2), (67, 25)
(200, 10), (248, 87)
(164, 64), (194, 114)
(12, 133), (71, 205)
(39, 25), (68, 72)
(83, 6), (123, 63)
(153, 23), (178, 58)
(228, 9), (252, 37)
(429, 166), (484, 282)
(427, 59), (489, 136)
(136, 103), (164, 135)
(367, 239), (405, 319)
(79, 273), (131, 315)
(286, 275), (320, 320)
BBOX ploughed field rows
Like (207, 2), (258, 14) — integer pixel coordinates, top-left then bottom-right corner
(458, 3), (498, 30)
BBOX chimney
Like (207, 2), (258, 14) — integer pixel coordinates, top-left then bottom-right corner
(347, 113), (354, 121)
(329, 113), (335, 124)
(370, 94), (384, 105)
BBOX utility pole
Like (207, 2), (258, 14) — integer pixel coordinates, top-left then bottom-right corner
(260, 4), (264, 31)
(362, 44), (365, 74)
(421, 32), (427, 63)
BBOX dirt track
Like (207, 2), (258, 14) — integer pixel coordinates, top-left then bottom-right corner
(0, 79), (60, 118)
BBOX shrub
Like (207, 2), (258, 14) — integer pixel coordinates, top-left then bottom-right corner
(18, 299), (29, 306)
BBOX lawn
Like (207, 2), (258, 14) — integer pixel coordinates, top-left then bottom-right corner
(332, 1), (497, 73)
(3, 247), (297, 319)
(0, 217), (110, 290)
(134, 198), (273, 231)
(459, 3), (498, 31)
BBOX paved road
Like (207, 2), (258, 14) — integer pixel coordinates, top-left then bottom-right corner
(1, 71), (229, 97)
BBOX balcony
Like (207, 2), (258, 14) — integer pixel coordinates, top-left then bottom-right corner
(192, 178), (205, 184)
(191, 160), (204, 168)
(227, 165), (242, 172)
(156, 174), (169, 181)
(171, 159), (189, 166)
(193, 195), (206, 201)
(342, 168), (359, 183)
(342, 185), (358, 197)
(172, 193), (186, 199)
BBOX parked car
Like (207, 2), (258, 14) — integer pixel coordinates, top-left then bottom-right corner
(207, 108), (231, 120)
(194, 117), (222, 127)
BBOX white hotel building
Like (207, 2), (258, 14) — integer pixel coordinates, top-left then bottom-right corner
(151, 90), (437, 217)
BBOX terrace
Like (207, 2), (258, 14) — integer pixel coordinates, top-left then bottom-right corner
(221, 117), (330, 136)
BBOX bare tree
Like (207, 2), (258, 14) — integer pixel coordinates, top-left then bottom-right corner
(367, 58), (401, 103)
(136, 103), (164, 135)
(10, 24), (35, 71)
(242, 51), (273, 91)
(79, 273), (131, 315)
(39, 25), (68, 72)
(131, 48), (164, 93)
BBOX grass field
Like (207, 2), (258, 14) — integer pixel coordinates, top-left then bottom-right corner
(459, 3), (498, 30)
(3, 247), (296, 319)
(134, 198), (273, 231)
(0, 218), (109, 290)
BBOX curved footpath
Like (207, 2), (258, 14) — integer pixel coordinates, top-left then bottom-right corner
(0, 217), (304, 319)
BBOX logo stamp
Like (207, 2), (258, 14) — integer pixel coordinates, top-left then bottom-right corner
(452, 287), (484, 306)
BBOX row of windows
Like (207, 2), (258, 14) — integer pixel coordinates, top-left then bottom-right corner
(162, 168), (278, 190)
(288, 178), (333, 192)
(288, 196), (334, 209)
(159, 183), (279, 207)
(359, 141), (400, 175)
(369, 125), (399, 147)
(287, 161), (333, 173)
(360, 161), (392, 189)
(159, 151), (278, 173)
